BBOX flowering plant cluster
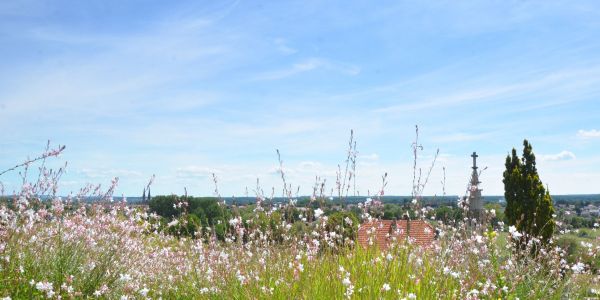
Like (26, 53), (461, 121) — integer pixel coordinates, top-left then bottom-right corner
(0, 142), (599, 299)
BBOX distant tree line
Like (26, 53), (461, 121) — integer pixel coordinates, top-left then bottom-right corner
(148, 195), (360, 244)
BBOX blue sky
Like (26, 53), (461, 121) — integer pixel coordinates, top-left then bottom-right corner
(1, 1), (600, 197)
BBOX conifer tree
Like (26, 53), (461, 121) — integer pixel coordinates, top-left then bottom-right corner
(503, 140), (555, 243)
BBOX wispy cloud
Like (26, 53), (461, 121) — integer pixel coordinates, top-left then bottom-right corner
(253, 58), (360, 81)
(431, 132), (492, 143)
(78, 168), (143, 179)
(359, 153), (379, 161)
(1, 1), (600, 195)
(274, 38), (297, 55)
(577, 129), (600, 139)
(175, 166), (220, 179)
(373, 67), (600, 114)
(539, 151), (576, 162)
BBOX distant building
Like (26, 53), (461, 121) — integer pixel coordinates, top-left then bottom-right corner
(357, 219), (435, 249)
(581, 204), (600, 217)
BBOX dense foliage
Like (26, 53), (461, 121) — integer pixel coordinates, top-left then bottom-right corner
(503, 139), (555, 242)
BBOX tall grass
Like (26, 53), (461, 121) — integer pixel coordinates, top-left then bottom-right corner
(1, 139), (599, 299)
(0, 200), (597, 299)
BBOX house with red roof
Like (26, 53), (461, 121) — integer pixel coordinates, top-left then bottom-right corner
(357, 219), (436, 249)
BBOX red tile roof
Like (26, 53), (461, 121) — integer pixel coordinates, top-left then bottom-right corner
(357, 219), (435, 249)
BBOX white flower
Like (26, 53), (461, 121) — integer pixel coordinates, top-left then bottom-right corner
(167, 219), (179, 227)
(475, 235), (483, 244)
(342, 277), (351, 286)
(35, 281), (52, 292)
(508, 225), (522, 239)
(408, 293), (417, 299)
(314, 208), (324, 219)
(119, 273), (132, 282)
(138, 287), (149, 297)
(229, 218), (240, 226)
(571, 262), (585, 274)
(382, 283), (391, 291)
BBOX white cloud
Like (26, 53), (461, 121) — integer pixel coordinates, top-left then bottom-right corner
(539, 151), (576, 162)
(274, 38), (297, 55)
(359, 153), (379, 161)
(175, 166), (220, 179)
(431, 132), (491, 143)
(577, 129), (600, 139)
(253, 58), (360, 80)
(373, 67), (600, 114)
(78, 168), (143, 179)
(298, 161), (322, 170)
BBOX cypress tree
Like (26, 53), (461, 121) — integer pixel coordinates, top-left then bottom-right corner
(502, 140), (555, 243)
(503, 148), (521, 226)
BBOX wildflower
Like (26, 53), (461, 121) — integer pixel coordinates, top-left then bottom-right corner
(229, 218), (240, 226)
(119, 273), (132, 282)
(342, 277), (351, 286)
(508, 225), (522, 239)
(344, 217), (353, 226)
(408, 293), (417, 299)
(138, 287), (149, 297)
(475, 235), (483, 244)
(314, 208), (324, 218)
(167, 219), (179, 227)
(35, 281), (52, 292)
(382, 283), (391, 291)
(571, 262), (585, 274)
